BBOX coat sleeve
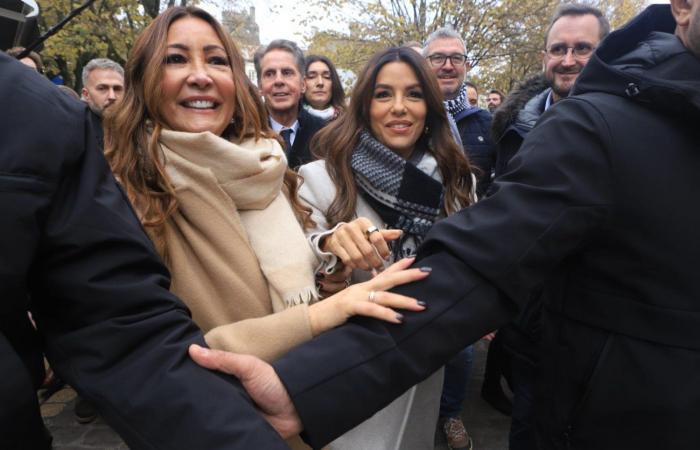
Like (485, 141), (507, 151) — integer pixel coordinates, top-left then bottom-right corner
(273, 97), (616, 448)
(204, 303), (313, 362)
(298, 162), (342, 274)
(6, 85), (288, 448)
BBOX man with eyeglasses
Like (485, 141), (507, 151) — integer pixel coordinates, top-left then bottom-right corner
(488, 4), (609, 449)
(424, 27), (496, 200)
(422, 26), (497, 450)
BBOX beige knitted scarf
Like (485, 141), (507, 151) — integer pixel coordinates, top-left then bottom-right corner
(159, 130), (319, 311)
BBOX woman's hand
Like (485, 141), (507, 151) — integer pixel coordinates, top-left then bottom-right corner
(308, 257), (431, 336)
(321, 217), (402, 271)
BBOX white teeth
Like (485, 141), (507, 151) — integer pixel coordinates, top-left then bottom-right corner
(389, 124), (410, 129)
(184, 100), (215, 109)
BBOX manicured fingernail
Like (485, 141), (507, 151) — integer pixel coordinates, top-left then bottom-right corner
(419, 267), (432, 273)
(417, 300), (427, 307)
(395, 313), (404, 322)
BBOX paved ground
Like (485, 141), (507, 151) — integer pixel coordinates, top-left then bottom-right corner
(42, 340), (510, 449)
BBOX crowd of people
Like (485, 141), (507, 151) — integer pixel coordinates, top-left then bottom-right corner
(2, 0), (699, 449)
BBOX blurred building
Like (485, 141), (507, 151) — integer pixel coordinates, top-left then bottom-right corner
(222, 6), (260, 82)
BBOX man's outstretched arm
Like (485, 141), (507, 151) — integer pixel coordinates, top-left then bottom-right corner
(272, 97), (614, 448)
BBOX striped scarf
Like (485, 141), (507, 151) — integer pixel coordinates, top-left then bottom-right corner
(350, 130), (444, 257)
(444, 83), (469, 118)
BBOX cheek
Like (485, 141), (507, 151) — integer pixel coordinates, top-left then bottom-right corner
(369, 105), (384, 137)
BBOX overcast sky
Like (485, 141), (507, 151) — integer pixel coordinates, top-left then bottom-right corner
(198, 0), (317, 46)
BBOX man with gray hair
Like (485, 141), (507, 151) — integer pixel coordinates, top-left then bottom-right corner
(254, 39), (325, 168)
(424, 27), (496, 199)
(423, 25), (495, 450)
(81, 58), (124, 117)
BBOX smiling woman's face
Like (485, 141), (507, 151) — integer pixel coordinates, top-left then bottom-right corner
(159, 16), (235, 136)
(369, 61), (427, 159)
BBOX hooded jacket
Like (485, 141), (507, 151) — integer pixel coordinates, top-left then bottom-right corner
(271, 6), (700, 450)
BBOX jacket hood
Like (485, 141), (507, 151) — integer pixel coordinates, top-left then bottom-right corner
(492, 75), (550, 141)
(573, 4), (700, 120)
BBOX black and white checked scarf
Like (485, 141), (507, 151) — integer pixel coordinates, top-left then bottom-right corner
(444, 83), (468, 117)
(351, 130), (444, 258)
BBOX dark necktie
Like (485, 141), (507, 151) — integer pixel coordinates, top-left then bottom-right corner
(280, 128), (292, 154)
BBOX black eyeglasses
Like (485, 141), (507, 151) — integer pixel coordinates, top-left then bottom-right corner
(546, 43), (595, 59)
(426, 53), (469, 67)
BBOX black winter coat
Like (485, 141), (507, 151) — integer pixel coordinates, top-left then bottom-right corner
(453, 107), (495, 197)
(272, 6), (700, 450)
(0, 55), (287, 449)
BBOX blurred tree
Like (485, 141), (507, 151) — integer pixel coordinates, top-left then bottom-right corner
(40, 0), (151, 89)
(304, 0), (647, 96)
(39, 0), (207, 88)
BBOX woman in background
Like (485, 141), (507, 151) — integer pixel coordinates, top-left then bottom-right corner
(299, 46), (475, 450)
(303, 54), (345, 121)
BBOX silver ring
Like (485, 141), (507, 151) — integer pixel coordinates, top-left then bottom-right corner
(365, 225), (379, 239)
(368, 290), (377, 303)
(344, 279), (350, 288)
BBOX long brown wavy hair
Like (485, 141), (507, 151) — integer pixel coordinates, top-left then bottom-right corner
(310, 47), (473, 227)
(105, 6), (311, 255)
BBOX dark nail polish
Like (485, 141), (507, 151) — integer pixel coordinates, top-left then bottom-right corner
(417, 300), (427, 307)
(419, 267), (432, 273)
(395, 313), (404, 322)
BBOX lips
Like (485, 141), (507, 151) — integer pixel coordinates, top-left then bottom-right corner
(180, 97), (219, 110)
(386, 121), (413, 131)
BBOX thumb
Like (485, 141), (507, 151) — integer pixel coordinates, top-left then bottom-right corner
(189, 344), (256, 381)
(379, 229), (403, 242)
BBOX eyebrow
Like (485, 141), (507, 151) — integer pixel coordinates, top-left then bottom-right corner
(167, 43), (226, 52)
(374, 83), (422, 90)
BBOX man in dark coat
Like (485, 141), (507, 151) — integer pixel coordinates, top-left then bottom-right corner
(485, 5), (610, 448)
(423, 27), (496, 198)
(196, 3), (700, 450)
(254, 39), (325, 169)
(0, 53), (289, 450)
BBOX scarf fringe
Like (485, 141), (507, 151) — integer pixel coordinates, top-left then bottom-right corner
(283, 286), (320, 308)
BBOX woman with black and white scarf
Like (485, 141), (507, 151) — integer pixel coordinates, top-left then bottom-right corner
(299, 47), (476, 450)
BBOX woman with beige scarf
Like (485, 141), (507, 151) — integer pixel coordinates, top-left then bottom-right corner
(104, 7), (430, 448)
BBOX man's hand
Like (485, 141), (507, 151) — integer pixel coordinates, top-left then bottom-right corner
(189, 345), (303, 438)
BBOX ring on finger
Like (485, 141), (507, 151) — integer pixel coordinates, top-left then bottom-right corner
(368, 290), (377, 303)
(344, 279), (350, 288)
(364, 225), (379, 239)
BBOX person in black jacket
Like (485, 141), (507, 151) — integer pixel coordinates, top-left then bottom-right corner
(0, 53), (289, 450)
(254, 39), (326, 169)
(193, 3), (700, 450)
(423, 27), (496, 198)
(484, 5), (610, 449)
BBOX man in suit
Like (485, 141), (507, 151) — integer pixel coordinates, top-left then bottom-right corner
(193, 2), (700, 450)
(0, 52), (289, 450)
(254, 39), (325, 169)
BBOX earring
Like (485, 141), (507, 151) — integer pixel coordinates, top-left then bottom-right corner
(424, 125), (430, 135)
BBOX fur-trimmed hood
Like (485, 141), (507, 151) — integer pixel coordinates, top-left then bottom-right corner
(491, 75), (550, 142)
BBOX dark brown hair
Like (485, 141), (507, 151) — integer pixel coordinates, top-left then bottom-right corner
(311, 46), (473, 226)
(304, 54), (346, 112)
(105, 6), (311, 255)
